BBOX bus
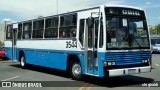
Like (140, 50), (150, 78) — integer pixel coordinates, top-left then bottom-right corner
(150, 34), (160, 53)
(5, 5), (152, 80)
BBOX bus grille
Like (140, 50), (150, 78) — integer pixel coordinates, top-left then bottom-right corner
(106, 51), (151, 65)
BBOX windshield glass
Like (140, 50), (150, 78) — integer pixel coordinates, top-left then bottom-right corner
(106, 17), (150, 49)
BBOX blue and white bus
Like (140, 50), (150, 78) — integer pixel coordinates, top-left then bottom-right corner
(5, 5), (152, 80)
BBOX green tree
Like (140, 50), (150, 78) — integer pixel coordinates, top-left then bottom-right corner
(0, 40), (4, 45)
(150, 26), (156, 34)
(155, 24), (160, 34)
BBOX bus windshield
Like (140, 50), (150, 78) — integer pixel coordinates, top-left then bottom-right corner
(106, 17), (150, 50)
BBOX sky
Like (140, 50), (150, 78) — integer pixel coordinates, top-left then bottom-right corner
(0, 0), (160, 26)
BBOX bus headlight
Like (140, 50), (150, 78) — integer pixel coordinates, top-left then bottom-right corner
(108, 62), (112, 66)
(142, 60), (148, 63)
(104, 61), (116, 67)
(112, 62), (116, 65)
(107, 61), (116, 66)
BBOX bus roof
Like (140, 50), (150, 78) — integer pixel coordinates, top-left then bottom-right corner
(104, 5), (144, 11)
(8, 4), (144, 25)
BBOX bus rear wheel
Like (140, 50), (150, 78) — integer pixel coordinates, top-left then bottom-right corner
(69, 61), (83, 80)
(20, 54), (27, 69)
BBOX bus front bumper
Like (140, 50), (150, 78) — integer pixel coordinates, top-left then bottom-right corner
(107, 66), (151, 77)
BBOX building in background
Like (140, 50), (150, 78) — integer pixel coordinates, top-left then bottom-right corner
(0, 24), (4, 44)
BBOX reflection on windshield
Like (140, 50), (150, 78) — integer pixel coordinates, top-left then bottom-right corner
(106, 17), (150, 49)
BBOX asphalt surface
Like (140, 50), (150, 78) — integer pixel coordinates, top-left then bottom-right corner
(0, 54), (160, 90)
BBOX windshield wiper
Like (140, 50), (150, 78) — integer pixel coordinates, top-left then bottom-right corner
(119, 35), (129, 49)
(120, 34), (142, 49)
(132, 35), (142, 49)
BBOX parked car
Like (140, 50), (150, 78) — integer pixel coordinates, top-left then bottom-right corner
(0, 45), (5, 59)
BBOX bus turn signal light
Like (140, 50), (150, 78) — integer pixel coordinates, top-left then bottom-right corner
(104, 62), (108, 67)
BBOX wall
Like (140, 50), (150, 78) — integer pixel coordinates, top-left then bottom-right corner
(0, 24), (4, 43)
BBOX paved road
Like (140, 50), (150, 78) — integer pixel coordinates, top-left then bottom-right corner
(0, 54), (160, 90)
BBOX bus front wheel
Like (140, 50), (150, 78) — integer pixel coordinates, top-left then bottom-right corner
(69, 61), (83, 80)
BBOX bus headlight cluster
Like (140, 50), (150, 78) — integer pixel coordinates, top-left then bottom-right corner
(107, 61), (116, 66)
(142, 60), (148, 63)
(104, 62), (116, 67)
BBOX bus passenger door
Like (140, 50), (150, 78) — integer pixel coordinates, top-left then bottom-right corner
(84, 18), (99, 75)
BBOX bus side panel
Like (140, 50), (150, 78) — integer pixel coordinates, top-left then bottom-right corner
(24, 50), (46, 67)
(98, 52), (106, 77)
(24, 49), (67, 71)
(5, 41), (12, 60)
(44, 51), (67, 71)
(16, 49), (21, 62)
(5, 47), (12, 60)
(16, 49), (20, 62)
(78, 55), (85, 74)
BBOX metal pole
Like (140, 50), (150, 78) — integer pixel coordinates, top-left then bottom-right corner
(4, 21), (6, 43)
(57, 0), (58, 14)
(156, 17), (158, 34)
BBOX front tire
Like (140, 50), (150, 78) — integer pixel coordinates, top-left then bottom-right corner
(20, 54), (27, 69)
(69, 61), (83, 80)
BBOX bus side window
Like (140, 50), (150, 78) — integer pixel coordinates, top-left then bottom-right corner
(32, 20), (44, 38)
(79, 19), (85, 47)
(23, 22), (32, 39)
(23, 24), (29, 39)
(71, 28), (76, 37)
(59, 14), (77, 38)
(45, 17), (58, 38)
(18, 23), (22, 39)
(94, 19), (99, 48)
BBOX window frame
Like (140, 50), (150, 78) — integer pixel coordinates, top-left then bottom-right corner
(6, 25), (13, 40)
(44, 16), (59, 38)
(32, 19), (45, 39)
(22, 21), (32, 39)
(17, 23), (23, 39)
(59, 13), (77, 38)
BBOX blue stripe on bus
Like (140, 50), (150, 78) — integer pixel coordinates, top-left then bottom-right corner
(106, 51), (151, 65)
(5, 47), (86, 75)
(98, 52), (106, 77)
(5, 48), (12, 60)
(5, 47), (151, 77)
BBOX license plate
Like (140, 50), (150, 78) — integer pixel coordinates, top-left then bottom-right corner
(128, 69), (136, 74)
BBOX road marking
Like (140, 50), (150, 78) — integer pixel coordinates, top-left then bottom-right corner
(155, 63), (159, 67)
(86, 84), (93, 90)
(1, 76), (20, 81)
(78, 83), (94, 90)
(79, 83), (88, 90)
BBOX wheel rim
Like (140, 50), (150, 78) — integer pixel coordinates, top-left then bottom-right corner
(72, 63), (82, 77)
(20, 56), (25, 67)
